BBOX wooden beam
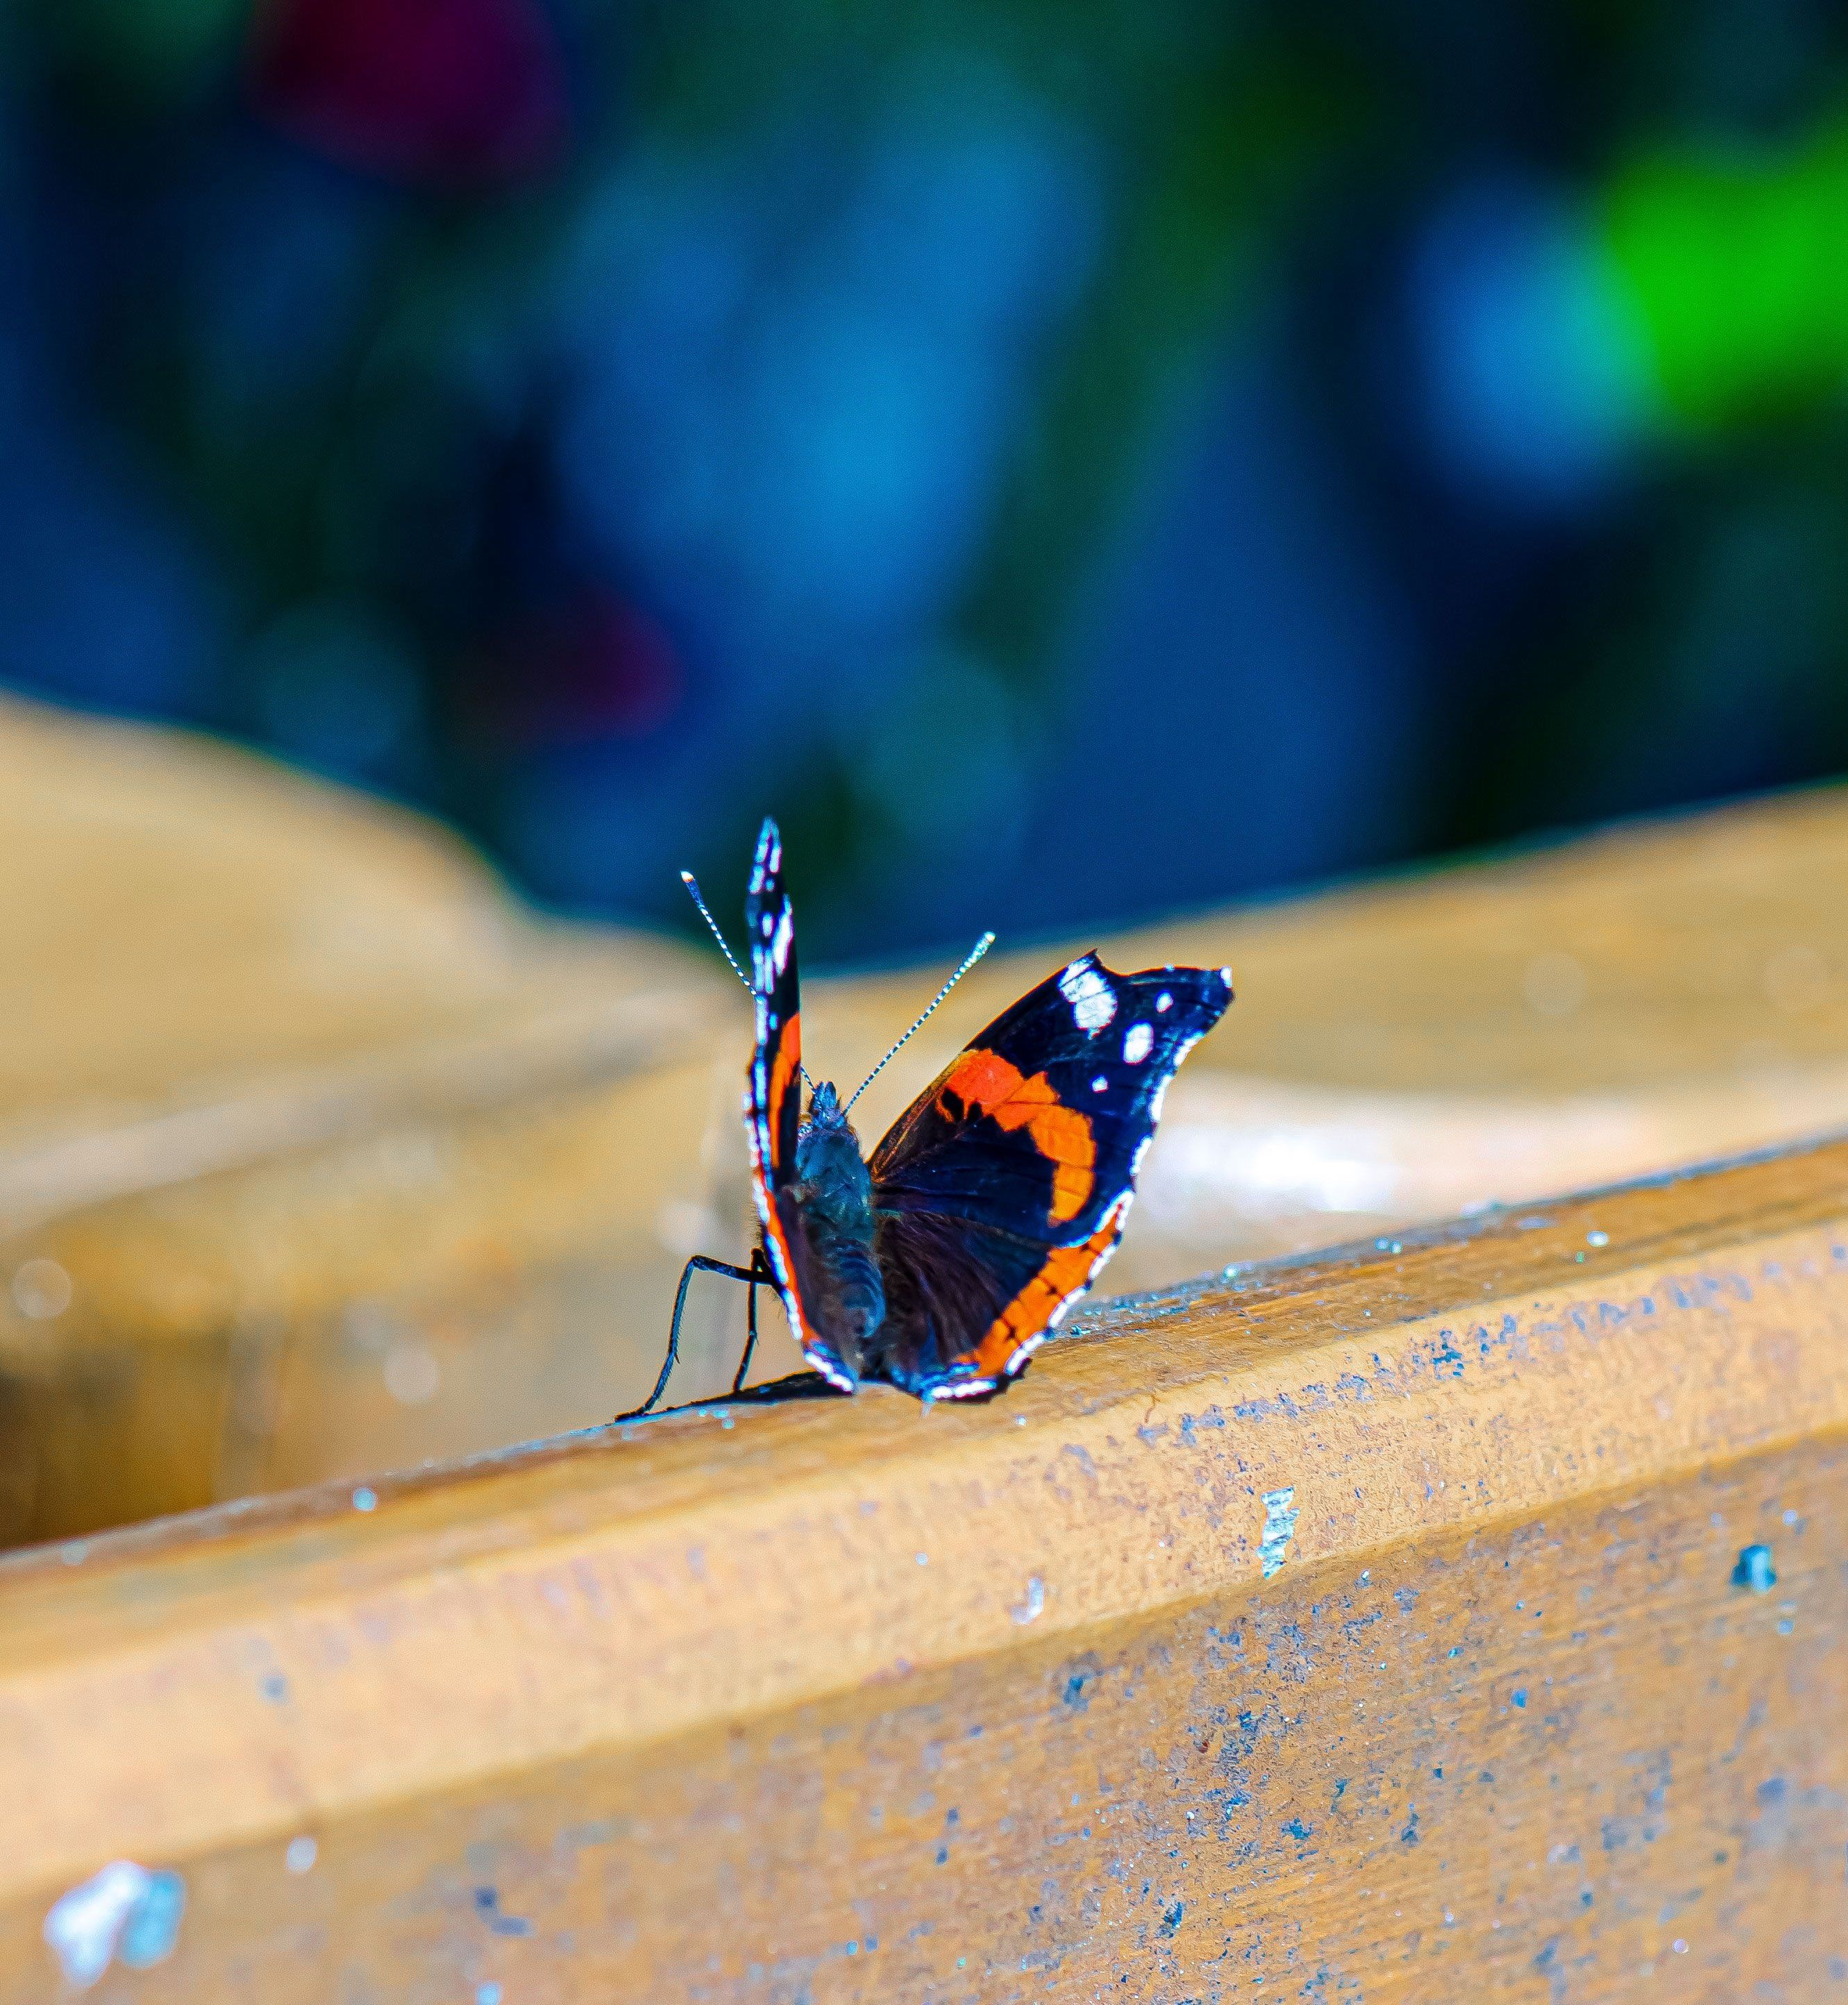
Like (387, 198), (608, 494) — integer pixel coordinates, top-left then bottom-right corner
(4, 1132), (1845, 1998)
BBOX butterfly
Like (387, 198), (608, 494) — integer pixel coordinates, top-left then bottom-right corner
(625, 817), (1233, 1413)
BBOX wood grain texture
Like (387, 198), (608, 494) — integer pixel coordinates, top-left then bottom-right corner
(6, 685), (1848, 1547)
(3, 1133), (1846, 1999)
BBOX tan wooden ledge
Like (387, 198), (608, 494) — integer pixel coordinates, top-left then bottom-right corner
(3, 1131), (1846, 1998)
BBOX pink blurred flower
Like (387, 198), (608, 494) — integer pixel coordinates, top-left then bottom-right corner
(488, 591), (687, 747)
(251, 0), (571, 188)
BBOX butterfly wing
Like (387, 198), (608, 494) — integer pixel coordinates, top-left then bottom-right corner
(865, 954), (1232, 1398)
(741, 816), (856, 1390)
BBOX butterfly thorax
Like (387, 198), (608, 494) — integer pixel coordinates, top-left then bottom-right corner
(789, 1080), (886, 1375)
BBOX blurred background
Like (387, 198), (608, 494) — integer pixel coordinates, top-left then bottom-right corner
(7, 0), (1848, 959)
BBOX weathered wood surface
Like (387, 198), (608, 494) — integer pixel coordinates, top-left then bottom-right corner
(4, 687), (1848, 1546)
(3, 1133), (1846, 1999)
(0, 696), (744, 1545)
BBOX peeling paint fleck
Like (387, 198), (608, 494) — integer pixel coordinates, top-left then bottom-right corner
(44, 1862), (185, 1989)
(119, 1872), (185, 1969)
(474, 1887), (533, 1938)
(1011, 1577), (1046, 1625)
(1733, 1545), (1776, 1593)
(1259, 1488), (1300, 1579)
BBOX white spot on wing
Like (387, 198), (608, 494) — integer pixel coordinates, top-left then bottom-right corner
(1123, 1023), (1154, 1064)
(1059, 959), (1116, 1034)
(1156, 991), (1173, 1012)
(1092, 1075), (1107, 1092)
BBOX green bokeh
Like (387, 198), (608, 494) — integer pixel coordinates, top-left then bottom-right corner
(1605, 110), (1848, 430)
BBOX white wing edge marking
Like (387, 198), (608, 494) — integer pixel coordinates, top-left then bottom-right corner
(1147, 1032), (1202, 1124)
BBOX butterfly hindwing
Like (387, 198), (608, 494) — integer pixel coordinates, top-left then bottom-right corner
(865, 955), (1232, 1397)
(741, 818), (857, 1391)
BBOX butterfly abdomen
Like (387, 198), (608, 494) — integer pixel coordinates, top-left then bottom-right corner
(789, 1081), (885, 1373)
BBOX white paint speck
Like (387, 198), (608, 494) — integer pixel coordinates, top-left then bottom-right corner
(1673, 1939), (1688, 1954)
(286, 1836), (318, 1874)
(45, 1864), (146, 1988)
(916, 1552), (928, 1566)
(1155, 991), (1173, 1012)
(1011, 1576), (1045, 1624)
(1259, 1488), (1300, 1579)
(45, 1863), (185, 1988)
(1123, 1023), (1154, 1065)
(1091, 1075), (1108, 1093)
(1783, 1508), (1799, 1526)
(478, 1986), (504, 2005)
(1059, 959), (1116, 1035)
(351, 1486), (377, 1512)
(1586, 1230), (1608, 1248)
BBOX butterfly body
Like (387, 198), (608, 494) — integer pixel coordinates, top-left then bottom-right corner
(786, 1080), (883, 1384)
(728, 816), (1234, 1404)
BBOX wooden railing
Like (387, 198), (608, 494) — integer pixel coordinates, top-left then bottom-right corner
(5, 1136), (1846, 1997)
(1, 699), (1845, 1997)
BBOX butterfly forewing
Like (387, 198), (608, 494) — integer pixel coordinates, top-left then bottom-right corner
(864, 954), (1232, 1396)
(744, 819), (802, 1184)
(741, 817), (864, 1388)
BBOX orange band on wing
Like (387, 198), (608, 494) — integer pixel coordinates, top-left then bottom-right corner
(937, 1048), (1095, 1225)
(966, 1199), (1127, 1378)
(765, 1009), (802, 1161)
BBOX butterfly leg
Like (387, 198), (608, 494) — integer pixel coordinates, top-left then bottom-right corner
(619, 1252), (762, 1420)
(729, 1246), (775, 1395)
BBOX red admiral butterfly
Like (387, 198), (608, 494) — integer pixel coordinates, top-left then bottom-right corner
(625, 817), (1233, 1413)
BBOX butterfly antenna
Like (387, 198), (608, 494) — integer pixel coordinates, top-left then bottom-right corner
(682, 869), (816, 1091)
(680, 871), (755, 996)
(844, 931), (996, 1115)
